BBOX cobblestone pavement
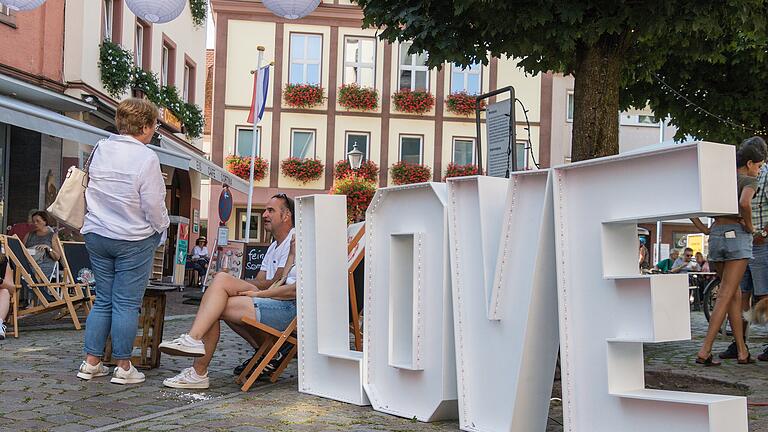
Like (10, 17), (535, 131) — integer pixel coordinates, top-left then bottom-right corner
(1, 310), (766, 431)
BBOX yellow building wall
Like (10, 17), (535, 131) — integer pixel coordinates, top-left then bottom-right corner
(277, 112), (328, 189)
(333, 116), (383, 167)
(496, 56), (542, 124)
(226, 20), (277, 109)
(335, 27), (385, 114)
(387, 118), (435, 185)
(222, 108), (273, 189)
(281, 23), (332, 112)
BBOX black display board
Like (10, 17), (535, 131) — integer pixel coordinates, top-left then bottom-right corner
(242, 243), (270, 280)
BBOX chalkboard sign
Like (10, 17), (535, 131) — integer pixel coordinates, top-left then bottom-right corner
(242, 243), (270, 280)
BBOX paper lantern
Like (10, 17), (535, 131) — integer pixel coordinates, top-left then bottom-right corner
(125, 0), (186, 24)
(0, 0), (46, 11)
(262, 0), (320, 19)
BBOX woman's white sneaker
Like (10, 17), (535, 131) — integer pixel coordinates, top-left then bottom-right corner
(158, 334), (205, 357)
(110, 363), (145, 385)
(77, 361), (110, 380)
(163, 367), (209, 389)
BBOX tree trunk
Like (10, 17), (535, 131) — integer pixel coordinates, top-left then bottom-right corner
(571, 37), (624, 162)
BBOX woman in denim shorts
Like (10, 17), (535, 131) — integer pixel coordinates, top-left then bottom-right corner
(692, 142), (766, 365)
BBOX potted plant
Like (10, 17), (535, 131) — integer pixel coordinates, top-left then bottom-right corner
(334, 159), (379, 183)
(338, 84), (379, 111)
(390, 161), (432, 185)
(281, 157), (324, 184)
(226, 155), (269, 181)
(446, 92), (485, 116)
(444, 162), (480, 179)
(283, 83), (325, 108)
(331, 175), (377, 223)
(392, 89), (435, 114)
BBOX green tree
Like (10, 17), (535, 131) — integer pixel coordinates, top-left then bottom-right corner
(623, 24), (768, 145)
(352, 0), (766, 161)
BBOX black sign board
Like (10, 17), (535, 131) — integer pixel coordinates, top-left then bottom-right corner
(242, 243), (270, 280)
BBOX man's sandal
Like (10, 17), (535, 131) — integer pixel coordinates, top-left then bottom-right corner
(695, 354), (722, 366)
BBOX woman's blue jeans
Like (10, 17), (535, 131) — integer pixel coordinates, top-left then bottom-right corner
(83, 232), (160, 360)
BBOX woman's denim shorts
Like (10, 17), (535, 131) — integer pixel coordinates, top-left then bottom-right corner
(253, 297), (296, 331)
(708, 224), (753, 262)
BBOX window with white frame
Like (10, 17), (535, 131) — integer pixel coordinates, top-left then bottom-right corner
(344, 37), (375, 88)
(515, 140), (527, 170)
(566, 91), (574, 122)
(291, 130), (316, 159)
(399, 42), (429, 91)
(135, 24), (144, 68)
(451, 63), (481, 94)
(346, 132), (370, 162)
(236, 127), (260, 157)
(161, 45), (170, 86)
(102, 0), (114, 41)
(289, 33), (322, 85)
(399, 136), (422, 164)
(183, 64), (191, 102)
(452, 138), (475, 165)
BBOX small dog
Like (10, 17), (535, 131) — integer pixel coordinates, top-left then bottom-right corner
(745, 297), (768, 324)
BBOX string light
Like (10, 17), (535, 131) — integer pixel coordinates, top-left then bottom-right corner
(652, 74), (767, 136)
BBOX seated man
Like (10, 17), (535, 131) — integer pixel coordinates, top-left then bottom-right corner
(159, 194), (296, 389)
(670, 247), (701, 273)
(653, 249), (679, 272)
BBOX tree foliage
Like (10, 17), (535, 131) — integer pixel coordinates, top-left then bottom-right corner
(352, 0), (767, 159)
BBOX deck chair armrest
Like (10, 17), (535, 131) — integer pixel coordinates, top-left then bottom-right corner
(241, 315), (287, 338)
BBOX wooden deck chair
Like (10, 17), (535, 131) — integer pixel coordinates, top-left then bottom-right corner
(59, 240), (96, 310)
(2, 235), (89, 337)
(236, 239), (298, 391)
(347, 224), (365, 351)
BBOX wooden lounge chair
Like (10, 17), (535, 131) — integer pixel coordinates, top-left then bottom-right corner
(59, 240), (96, 310)
(2, 234), (90, 337)
(347, 224), (365, 351)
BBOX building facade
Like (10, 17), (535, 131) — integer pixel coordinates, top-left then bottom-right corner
(0, 0), (233, 281)
(209, 0), (550, 242)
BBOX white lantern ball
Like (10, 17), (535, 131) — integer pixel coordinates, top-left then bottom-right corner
(0, 0), (46, 11)
(125, 0), (186, 24)
(262, 0), (320, 20)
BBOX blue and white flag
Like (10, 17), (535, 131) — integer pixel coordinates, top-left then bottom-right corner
(247, 65), (270, 124)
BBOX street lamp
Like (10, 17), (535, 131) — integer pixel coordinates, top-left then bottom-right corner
(347, 143), (364, 170)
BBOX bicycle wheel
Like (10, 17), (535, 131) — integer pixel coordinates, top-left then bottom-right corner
(702, 277), (720, 322)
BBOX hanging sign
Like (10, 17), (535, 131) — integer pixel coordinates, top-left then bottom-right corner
(219, 186), (233, 223)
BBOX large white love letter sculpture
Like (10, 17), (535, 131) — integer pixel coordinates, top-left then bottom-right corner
(553, 142), (748, 431)
(447, 172), (559, 432)
(364, 183), (458, 421)
(295, 194), (368, 405)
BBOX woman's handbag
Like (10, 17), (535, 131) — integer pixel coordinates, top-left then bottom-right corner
(47, 141), (101, 230)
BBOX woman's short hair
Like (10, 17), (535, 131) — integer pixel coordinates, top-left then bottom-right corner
(736, 141), (766, 167)
(115, 98), (159, 136)
(741, 136), (767, 155)
(31, 210), (50, 226)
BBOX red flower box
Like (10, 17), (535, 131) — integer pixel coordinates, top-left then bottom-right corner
(338, 84), (378, 111)
(390, 161), (432, 185)
(331, 174), (377, 223)
(444, 162), (480, 179)
(283, 83), (325, 109)
(225, 154), (269, 181)
(446, 92), (485, 116)
(334, 159), (379, 182)
(281, 157), (324, 184)
(392, 89), (435, 115)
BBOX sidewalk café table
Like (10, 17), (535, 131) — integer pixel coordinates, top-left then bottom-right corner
(103, 282), (178, 369)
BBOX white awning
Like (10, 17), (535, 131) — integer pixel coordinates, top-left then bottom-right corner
(0, 93), (249, 193)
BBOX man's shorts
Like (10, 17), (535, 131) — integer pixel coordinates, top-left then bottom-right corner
(708, 224), (753, 262)
(741, 243), (768, 297)
(253, 297), (296, 331)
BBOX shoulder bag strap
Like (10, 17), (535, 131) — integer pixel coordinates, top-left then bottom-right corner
(84, 140), (104, 174)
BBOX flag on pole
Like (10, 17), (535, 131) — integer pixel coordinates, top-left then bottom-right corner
(247, 65), (270, 124)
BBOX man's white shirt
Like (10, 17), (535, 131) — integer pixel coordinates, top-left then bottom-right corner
(261, 228), (296, 284)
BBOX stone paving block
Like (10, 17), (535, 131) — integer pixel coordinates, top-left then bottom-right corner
(49, 424), (92, 432)
(46, 413), (87, 425)
(4, 410), (42, 421)
(81, 416), (120, 427)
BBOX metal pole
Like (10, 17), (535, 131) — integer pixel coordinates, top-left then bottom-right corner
(656, 220), (662, 264)
(244, 46), (265, 243)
